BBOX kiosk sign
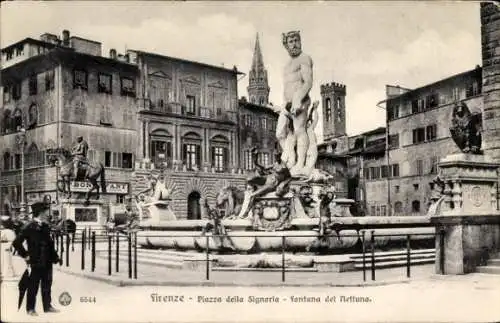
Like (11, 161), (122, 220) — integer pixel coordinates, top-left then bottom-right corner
(70, 182), (129, 194)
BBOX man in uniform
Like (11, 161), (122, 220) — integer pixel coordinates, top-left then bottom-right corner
(12, 201), (60, 316)
(71, 136), (89, 181)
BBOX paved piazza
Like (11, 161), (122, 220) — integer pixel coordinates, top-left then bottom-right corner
(1, 269), (499, 322)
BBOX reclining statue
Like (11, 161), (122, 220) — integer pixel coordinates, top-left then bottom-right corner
(237, 148), (292, 219)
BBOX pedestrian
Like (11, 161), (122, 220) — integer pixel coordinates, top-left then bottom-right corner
(12, 201), (60, 316)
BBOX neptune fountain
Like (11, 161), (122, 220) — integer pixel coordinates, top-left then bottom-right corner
(135, 30), (434, 254)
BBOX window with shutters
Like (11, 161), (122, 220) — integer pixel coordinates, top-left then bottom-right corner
(104, 151), (134, 168)
(98, 73), (112, 94)
(29, 74), (37, 95)
(74, 69), (88, 89)
(412, 127), (425, 144)
(184, 144), (200, 170)
(186, 95), (196, 115)
(381, 165), (388, 178)
(45, 70), (55, 91)
(426, 124), (437, 141)
(14, 154), (21, 169)
(212, 147), (226, 172)
(430, 156), (438, 174)
(244, 150), (253, 170)
(390, 164), (399, 177)
(3, 152), (10, 170)
(210, 135), (229, 172)
(120, 77), (135, 97)
(388, 134), (399, 149)
(416, 159), (423, 176)
(325, 98), (331, 121)
(245, 114), (252, 127)
(12, 83), (21, 100)
(261, 118), (267, 130)
(182, 132), (202, 171)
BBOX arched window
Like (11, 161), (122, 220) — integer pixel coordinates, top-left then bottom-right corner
(1, 109), (12, 134)
(259, 97), (265, 105)
(325, 98), (331, 121)
(336, 98), (342, 121)
(27, 103), (38, 129)
(12, 108), (23, 131)
(411, 200), (420, 213)
(3, 152), (11, 170)
(150, 129), (173, 168)
(182, 132), (202, 171)
(210, 135), (229, 173)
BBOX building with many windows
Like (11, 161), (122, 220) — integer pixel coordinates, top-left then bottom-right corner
(1, 30), (139, 212)
(365, 67), (484, 216)
(0, 30), (282, 220)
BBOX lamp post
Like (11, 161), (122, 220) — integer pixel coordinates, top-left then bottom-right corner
(16, 127), (27, 221)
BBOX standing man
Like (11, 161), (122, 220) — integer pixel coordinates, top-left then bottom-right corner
(71, 136), (89, 181)
(12, 201), (60, 316)
(276, 30), (314, 176)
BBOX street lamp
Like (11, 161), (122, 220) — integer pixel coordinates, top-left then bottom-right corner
(15, 127), (27, 221)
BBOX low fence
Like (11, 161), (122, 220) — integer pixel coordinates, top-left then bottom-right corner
(51, 226), (445, 283)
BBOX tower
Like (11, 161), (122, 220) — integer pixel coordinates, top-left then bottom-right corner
(320, 81), (347, 142)
(247, 33), (270, 105)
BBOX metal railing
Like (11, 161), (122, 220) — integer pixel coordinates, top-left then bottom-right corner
(52, 227), (444, 283)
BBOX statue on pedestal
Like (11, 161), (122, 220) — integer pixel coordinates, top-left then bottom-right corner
(47, 136), (106, 202)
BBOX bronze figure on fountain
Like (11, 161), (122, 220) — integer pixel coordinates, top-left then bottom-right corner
(449, 102), (482, 154)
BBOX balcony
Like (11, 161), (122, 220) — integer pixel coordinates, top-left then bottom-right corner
(140, 99), (237, 123)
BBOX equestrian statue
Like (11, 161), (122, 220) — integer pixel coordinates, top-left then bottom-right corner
(47, 136), (106, 202)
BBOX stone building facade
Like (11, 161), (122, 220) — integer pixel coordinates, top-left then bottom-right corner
(130, 49), (244, 219)
(0, 30), (282, 220)
(374, 67), (483, 216)
(481, 2), (500, 162)
(1, 31), (139, 212)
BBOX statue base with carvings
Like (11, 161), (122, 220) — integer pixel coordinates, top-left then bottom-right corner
(430, 153), (500, 275)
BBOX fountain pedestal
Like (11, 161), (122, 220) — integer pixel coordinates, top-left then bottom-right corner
(430, 154), (500, 274)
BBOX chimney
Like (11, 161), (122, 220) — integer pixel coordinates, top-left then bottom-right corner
(109, 49), (117, 59)
(62, 30), (70, 46)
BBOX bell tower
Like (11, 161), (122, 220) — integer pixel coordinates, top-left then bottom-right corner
(247, 33), (270, 105)
(320, 81), (346, 142)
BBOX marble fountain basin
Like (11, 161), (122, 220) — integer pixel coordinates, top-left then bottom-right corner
(137, 216), (434, 253)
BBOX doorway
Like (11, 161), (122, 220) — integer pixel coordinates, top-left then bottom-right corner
(187, 191), (201, 220)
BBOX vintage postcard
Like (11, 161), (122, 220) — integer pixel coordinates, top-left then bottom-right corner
(1, 1), (500, 322)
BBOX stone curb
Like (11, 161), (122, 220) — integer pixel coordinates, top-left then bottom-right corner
(55, 267), (411, 288)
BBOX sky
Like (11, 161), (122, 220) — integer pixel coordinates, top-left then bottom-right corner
(1, 1), (482, 140)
